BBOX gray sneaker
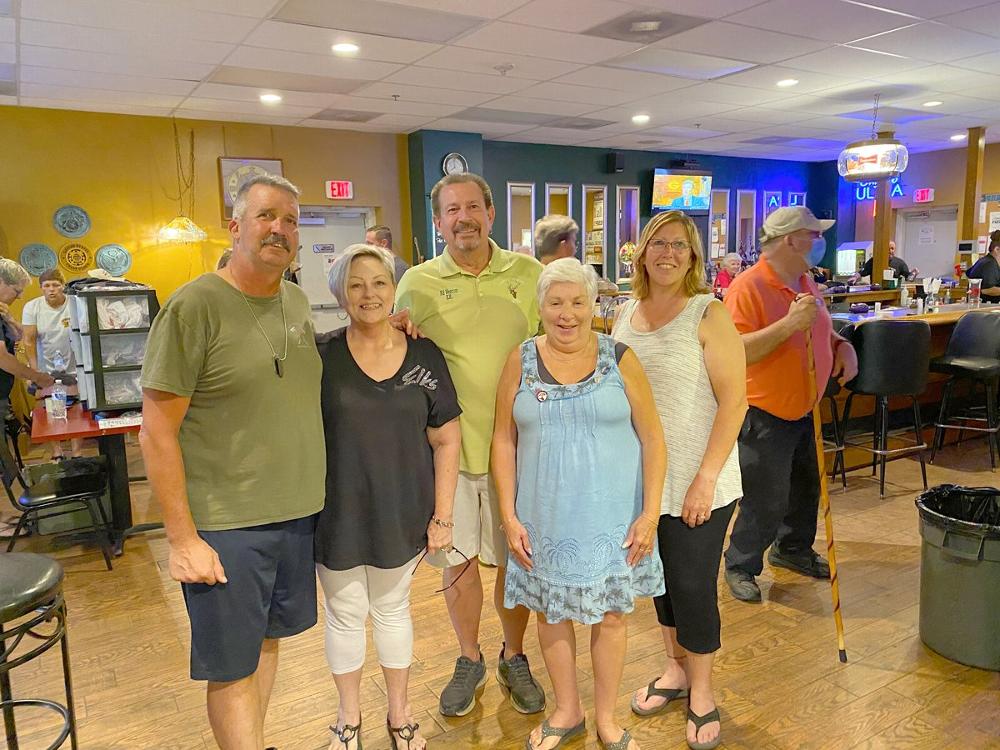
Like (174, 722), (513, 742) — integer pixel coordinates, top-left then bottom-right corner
(725, 567), (761, 602)
(439, 653), (487, 717)
(496, 644), (546, 714)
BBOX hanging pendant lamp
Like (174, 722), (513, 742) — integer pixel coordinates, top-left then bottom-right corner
(157, 120), (208, 243)
(837, 94), (909, 183)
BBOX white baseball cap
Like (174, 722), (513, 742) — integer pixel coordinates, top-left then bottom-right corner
(759, 206), (835, 243)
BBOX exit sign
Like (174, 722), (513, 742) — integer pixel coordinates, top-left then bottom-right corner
(325, 180), (354, 200)
(914, 188), (935, 203)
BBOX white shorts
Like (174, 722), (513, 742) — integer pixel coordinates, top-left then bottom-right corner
(427, 471), (507, 569)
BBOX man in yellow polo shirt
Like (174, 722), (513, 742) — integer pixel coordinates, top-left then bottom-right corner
(396, 173), (545, 718)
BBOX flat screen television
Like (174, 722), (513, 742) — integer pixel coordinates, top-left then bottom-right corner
(652, 169), (712, 213)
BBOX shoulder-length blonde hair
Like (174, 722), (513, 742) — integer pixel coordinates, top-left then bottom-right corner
(630, 210), (710, 300)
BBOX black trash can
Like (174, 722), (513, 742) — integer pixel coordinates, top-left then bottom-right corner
(915, 485), (1000, 671)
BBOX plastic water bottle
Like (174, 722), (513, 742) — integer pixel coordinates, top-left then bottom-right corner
(52, 351), (66, 374)
(51, 379), (67, 420)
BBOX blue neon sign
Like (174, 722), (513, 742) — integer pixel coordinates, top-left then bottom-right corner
(855, 177), (903, 201)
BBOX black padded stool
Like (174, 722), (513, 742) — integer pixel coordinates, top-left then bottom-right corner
(842, 319), (931, 497)
(0, 554), (77, 749)
(930, 311), (1000, 471)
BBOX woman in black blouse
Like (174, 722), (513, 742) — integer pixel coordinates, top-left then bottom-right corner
(316, 244), (461, 750)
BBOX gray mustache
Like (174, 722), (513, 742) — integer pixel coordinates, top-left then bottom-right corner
(262, 234), (289, 250)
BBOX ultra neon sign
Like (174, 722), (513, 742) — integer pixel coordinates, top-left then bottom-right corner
(855, 177), (903, 201)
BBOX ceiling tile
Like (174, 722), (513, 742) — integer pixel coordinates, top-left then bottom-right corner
(274, 0), (486, 44)
(224, 47), (402, 80)
(353, 81), (496, 107)
(671, 115), (769, 132)
(449, 106), (555, 126)
(242, 21), (442, 64)
(0, 95), (17, 105)
(19, 66), (199, 96)
(589, 96), (735, 120)
(0, 42), (12, 64)
(424, 116), (534, 137)
(20, 0), (257, 44)
(302, 112), (432, 131)
(631, 0), (766, 20)
(19, 82), (184, 108)
(551, 66), (692, 94)
(20, 45), (215, 79)
(887, 92), (1000, 115)
(502, 80), (640, 106)
(139, 0), (277, 18)
(209, 66), (368, 95)
(479, 95), (598, 116)
(413, 46), (583, 80)
(20, 19), (234, 64)
(725, 0), (916, 43)
(19, 96), (177, 117)
(177, 96), (322, 118)
(714, 64), (858, 93)
(606, 47), (754, 80)
(383, 0), (530, 17)
(866, 0), (993, 19)
(177, 109), (306, 126)
(784, 45), (926, 78)
(190, 82), (340, 108)
(381, 65), (531, 94)
(452, 21), (642, 64)
(937, 4), (1000, 37)
(951, 50), (1000, 75)
(645, 124), (731, 139)
(500, 0), (635, 34)
(673, 81), (789, 106)
(317, 94), (461, 118)
(717, 105), (819, 124)
(0, 17), (13, 42)
(658, 21), (830, 64)
(854, 22), (1000, 63)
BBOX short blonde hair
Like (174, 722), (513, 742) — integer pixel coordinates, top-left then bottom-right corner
(630, 211), (710, 300)
(327, 244), (396, 307)
(537, 257), (599, 305)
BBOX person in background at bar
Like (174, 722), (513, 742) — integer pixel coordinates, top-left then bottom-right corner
(722, 207), (857, 604)
(534, 214), (579, 265)
(395, 173), (547, 719)
(614, 211), (745, 750)
(315, 243), (462, 750)
(858, 240), (913, 282)
(712, 253), (742, 297)
(366, 224), (410, 283)
(22, 268), (82, 459)
(965, 238), (1000, 302)
(140, 175), (324, 750)
(494, 258), (665, 750)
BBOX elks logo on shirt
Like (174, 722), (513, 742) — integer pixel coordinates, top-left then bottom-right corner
(439, 287), (459, 300)
(401, 365), (438, 391)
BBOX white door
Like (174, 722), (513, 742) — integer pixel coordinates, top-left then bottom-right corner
(297, 207), (373, 333)
(896, 207), (958, 279)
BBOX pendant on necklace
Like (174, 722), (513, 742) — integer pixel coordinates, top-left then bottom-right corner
(275, 357), (284, 378)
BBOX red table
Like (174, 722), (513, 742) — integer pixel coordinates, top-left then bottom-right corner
(31, 403), (147, 555)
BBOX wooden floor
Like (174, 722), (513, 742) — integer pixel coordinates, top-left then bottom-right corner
(5, 436), (1000, 749)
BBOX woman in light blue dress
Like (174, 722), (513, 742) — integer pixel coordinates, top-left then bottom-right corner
(492, 258), (667, 750)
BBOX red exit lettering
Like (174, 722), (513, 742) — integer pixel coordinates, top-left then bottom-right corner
(913, 188), (934, 203)
(325, 180), (354, 200)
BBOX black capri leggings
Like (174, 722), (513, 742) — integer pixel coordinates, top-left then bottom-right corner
(652, 500), (737, 654)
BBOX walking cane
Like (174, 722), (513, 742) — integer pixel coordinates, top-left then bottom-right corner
(805, 325), (849, 663)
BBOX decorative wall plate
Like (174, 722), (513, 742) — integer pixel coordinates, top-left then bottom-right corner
(53, 205), (91, 238)
(95, 243), (132, 277)
(19, 243), (58, 276)
(59, 242), (93, 272)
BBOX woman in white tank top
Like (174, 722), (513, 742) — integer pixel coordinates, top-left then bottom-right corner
(612, 211), (747, 750)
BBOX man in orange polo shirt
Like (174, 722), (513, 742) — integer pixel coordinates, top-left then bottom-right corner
(723, 207), (858, 602)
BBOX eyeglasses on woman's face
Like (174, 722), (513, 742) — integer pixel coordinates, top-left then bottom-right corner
(647, 238), (692, 253)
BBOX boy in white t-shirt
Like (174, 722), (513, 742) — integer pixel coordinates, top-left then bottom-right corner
(22, 268), (82, 458)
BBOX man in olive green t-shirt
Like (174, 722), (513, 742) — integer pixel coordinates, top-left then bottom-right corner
(395, 173), (545, 719)
(140, 175), (323, 750)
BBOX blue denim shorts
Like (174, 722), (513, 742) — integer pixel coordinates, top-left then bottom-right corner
(181, 515), (317, 681)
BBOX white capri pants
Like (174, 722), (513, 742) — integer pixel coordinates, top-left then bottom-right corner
(316, 554), (420, 675)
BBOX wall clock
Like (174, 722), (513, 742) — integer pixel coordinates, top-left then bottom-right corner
(442, 152), (468, 176)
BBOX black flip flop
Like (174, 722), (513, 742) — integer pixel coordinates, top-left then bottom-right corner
(629, 678), (689, 716)
(686, 702), (721, 750)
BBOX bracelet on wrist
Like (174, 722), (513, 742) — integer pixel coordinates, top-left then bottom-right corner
(431, 516), (455, 528)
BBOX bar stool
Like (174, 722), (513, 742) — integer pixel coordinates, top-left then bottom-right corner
(0, 553), (77, 749)
(841, 319), (931, 497)
(824, 378), (848, 489)
(929, 311), (1000, 470)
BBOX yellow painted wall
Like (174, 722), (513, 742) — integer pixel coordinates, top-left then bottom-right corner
(0, 105), (408, 317)
(855, 143), (1000, 243)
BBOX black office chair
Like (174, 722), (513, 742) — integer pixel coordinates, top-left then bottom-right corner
(842, 319), (931, 497)
(930, 311), (1000, 470)
(1, 439), (113, 570)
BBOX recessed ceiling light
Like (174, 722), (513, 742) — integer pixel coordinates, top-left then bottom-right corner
(632, 114), (650, 125)
(922, 101), (943, 107)
(951, 133), (967, 141)
(776, 78), (799, 88)
(259, 93), (282, 104)
(332, 42), (359, 54)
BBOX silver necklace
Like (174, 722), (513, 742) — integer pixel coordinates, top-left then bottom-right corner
(237, 282), (288, 378)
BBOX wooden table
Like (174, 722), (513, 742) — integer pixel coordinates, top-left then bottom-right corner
(30, 403), (149, 555)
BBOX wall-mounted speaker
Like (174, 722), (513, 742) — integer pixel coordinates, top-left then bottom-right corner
(607, 152), (624, 173)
